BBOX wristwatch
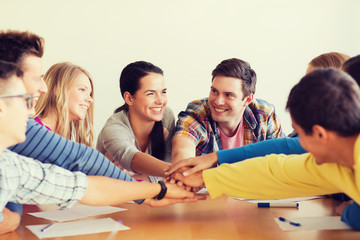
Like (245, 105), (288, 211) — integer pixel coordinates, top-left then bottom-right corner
(154, 180), (167, 200)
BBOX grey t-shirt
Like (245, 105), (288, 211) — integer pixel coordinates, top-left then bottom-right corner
(96, 107), (175, 172)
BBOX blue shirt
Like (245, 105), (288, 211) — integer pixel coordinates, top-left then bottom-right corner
(217, 137), (306, 164)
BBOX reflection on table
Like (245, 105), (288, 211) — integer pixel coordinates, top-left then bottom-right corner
(1, 196), (360, 240)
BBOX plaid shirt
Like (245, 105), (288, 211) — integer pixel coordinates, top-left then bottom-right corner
(0, 149), (87, 222)
(175, 98), (285, 156)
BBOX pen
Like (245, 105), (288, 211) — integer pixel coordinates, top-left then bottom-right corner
(40, 223), (54, 232)
(258, 202), (299, 208)
(278, 217), (301, 227)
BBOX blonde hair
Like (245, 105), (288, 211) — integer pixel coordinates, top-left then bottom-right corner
(309, 52), (350, 69)
(35, 62), (94, 146)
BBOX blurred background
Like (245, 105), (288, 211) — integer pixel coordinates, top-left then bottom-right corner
(2, 0), (359, 140)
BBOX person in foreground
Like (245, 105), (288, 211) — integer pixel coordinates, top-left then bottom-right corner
(171, 68), (360, 230)
(0, 60), (201, 235)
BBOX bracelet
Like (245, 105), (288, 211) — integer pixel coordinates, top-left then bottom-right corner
(154, 180), (167, 200)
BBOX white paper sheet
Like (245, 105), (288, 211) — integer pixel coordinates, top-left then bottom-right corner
(197, 188), (323, 204)
(238, 196), (325, 204)
(28, 205), (127, 222)
(26, 217), (130, 238)
(274, 216), (351, 231)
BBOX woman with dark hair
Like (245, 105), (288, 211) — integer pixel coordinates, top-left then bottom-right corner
(97, 61), (174, 182)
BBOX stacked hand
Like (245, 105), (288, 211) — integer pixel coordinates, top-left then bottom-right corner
(162, 152), (219, 192)
(165, 152), (218, 177)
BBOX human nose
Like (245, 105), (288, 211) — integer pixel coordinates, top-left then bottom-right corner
(39, 78), (48, 94)
(86, 93), (93, 104)
(155, 94), (166, 105)
(214, 94), (225, 105)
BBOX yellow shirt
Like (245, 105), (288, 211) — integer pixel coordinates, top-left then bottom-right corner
(203, 135), (360, 204)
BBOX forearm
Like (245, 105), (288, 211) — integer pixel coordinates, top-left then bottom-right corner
(81, 177), (161, 205)
(171, 136), (196, 163)
(171, 150), (195, 163)
(217, 138), (306, 164)
(131, 152), (170, 177)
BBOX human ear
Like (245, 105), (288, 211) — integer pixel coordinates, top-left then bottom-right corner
(312, 125), (328, 142)
(123, 92), (134, 106)
(243, 93), (254, 106)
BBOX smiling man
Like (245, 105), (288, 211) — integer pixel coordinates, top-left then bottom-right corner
(172, 68), (360, 230)
(171, 58), (285, 162)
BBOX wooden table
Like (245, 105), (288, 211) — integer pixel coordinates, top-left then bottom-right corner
(1, 197), (360, 240)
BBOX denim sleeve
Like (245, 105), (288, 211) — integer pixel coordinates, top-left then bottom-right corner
(217, 137), (306, 164)
(341, 202), (360, 230)
(4, 202), (22, 216)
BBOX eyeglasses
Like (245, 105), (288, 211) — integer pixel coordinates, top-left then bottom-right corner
(0, 94), (35, 109)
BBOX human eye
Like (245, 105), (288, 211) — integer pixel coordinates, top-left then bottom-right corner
(225, 93), (233, 98)
(210, 88), (217, 94)
(162, 89), (167, 95)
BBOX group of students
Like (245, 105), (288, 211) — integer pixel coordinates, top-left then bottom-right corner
(0, 30), (203, 235)
(0, 28), (359, 235)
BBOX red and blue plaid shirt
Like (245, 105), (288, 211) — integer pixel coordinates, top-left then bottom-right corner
(174, 98), (285, 156)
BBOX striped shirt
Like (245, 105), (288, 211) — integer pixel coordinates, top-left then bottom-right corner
(0, 149), (87, 221)
(9, 118), (134, 181)
(175, 98), (285, 156)
(6, 118), (141, 217)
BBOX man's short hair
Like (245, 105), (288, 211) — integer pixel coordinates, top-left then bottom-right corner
(211, 58), (256, 97)
(0, 60), (23, 94)
(0, 30), (44, 66)
(286, 68), (360, 137)
(0, 60), (23, 79)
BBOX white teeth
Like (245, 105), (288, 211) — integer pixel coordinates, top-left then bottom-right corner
(214, 107), (226, 112)
(151, 107), (162, 112)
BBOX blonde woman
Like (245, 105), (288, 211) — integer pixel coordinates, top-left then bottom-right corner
(35, 62), (94, 146)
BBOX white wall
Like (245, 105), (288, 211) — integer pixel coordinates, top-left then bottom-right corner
(2, 0), (360, 141)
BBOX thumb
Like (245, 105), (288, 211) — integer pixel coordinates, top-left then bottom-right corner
(183, 166), (201, 176)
